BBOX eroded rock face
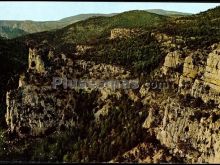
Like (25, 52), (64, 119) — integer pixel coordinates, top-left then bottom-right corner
(184, 45), (220, 105)
(138, 84), (220, 163)
(6, 86), (77, 137)
(203, 47), (220, 87)
(162, 42), (220, 105)
(28, 48), (45, 73)
(153, 97), (220, 163)
(6, 41), (133, 137)
(110, 28), (143, 39)
(6, 46), (77, 137)
(144, 36), (220, 163)
(162, 50), (184, 75)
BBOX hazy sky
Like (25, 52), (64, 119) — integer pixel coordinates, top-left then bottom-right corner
(0, 2), (219, 21)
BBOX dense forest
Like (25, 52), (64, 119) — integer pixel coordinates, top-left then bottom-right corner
(158, 6), (220, 50)
(80, 32), (163, 76)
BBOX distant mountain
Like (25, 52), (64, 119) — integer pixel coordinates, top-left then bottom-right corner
(146, 9), (192, 16)
(59, 13), (117, 23)
(0, 9), (193, 39)
(0, 13), (115, 39)
(0, 26), (28, 38)
(20, 10), (168, 45)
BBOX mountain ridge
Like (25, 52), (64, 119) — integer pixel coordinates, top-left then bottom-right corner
(0, 13), (115, 39)
(0, 9), (191, 39)
(147, 9), (192, 16)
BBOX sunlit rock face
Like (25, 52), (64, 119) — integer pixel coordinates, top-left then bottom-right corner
(138, 35), (220, 163)
(183, 44), (220, 105)
(28, 48), (46, 73)
(161, 41), (220, 105)
(203, 45), (220, 87)
(139, 85), (220, 163)
(161, 50), (184, 75)
(149, 97), (220, 163)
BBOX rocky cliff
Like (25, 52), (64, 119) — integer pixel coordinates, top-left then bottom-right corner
(161, 41), (220, 105)
(139, 33), (220, 163)
(6, 45), (78, 137)
(5, 41), (132, 137)
(4, 27), (220, 163)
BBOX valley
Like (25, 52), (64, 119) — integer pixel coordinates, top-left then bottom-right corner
(0, 5), (220, 163)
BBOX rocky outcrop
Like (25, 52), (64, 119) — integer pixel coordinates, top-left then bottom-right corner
(6, 43), (132, 137)
(144, 95), (220, 163)
(151, 33), (185, 50)
(110, 141), (181, 163)
(161, 41), (220, 105)
(110, 28), (143, 39)
(28, 48), (46, 73)
(6, 86), (77, 137)
(161, 50), (184, 75)
(138, 41), (220, 163)
(6, 46), (77, 137)
(75, 60), (130, 80)
(76, 45), (93, 55)
(181, 45), (220, 105)
(203, 46), (220, 87)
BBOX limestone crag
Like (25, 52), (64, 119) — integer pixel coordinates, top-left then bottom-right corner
(203, 45), (220, 87)
(138, 39), (220, 163)
(110, 28), (144, 39)
(181, 45), (220, 104)
(6, 45), (78, 137)
(6, 42), (132, 137)
(6, 86), (77, 137)
(161, 50), (184, 75)
(151, 33), (185, 51)
(161, 40), (220, 105)
(145, 96), (220, 163)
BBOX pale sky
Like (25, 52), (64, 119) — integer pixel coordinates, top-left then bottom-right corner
(0, 2), (219, 21)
